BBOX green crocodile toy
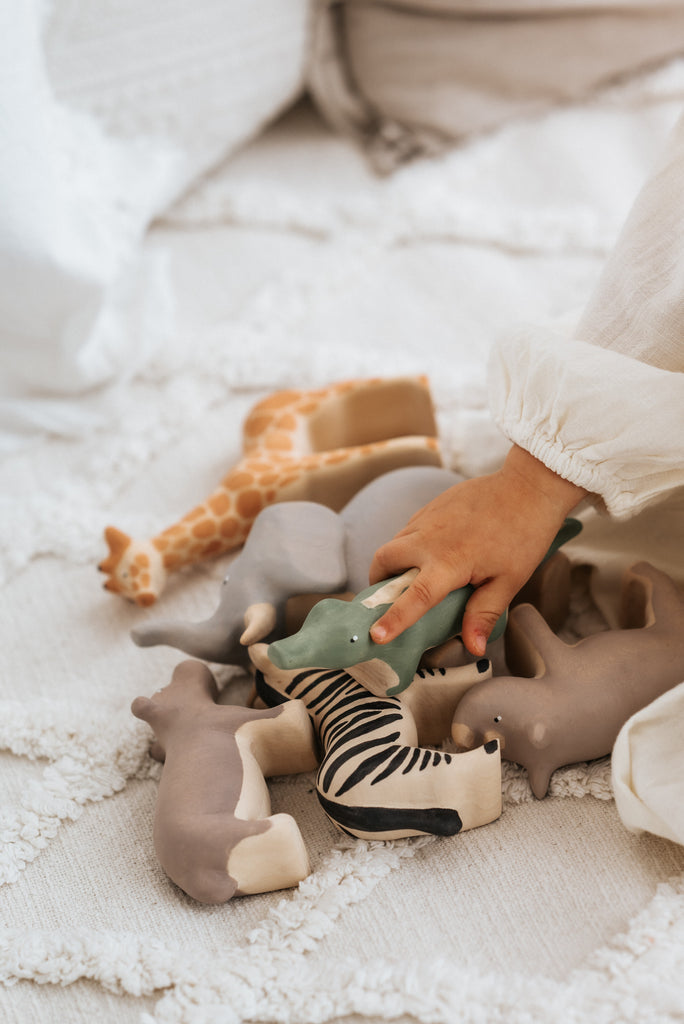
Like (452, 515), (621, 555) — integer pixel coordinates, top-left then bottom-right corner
(268, 518), (582, 696)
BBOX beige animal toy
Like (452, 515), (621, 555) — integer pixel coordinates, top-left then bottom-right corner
(451, 561), (684, 799)
(100, 376), (441, 606)
(249, 644), (502, 841)
(131, 660), (318, 903)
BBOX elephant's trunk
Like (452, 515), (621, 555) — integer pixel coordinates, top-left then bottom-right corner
(131, 619), (248, 667)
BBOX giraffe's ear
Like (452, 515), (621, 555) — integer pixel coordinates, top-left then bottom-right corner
(100, 526), (131, 570)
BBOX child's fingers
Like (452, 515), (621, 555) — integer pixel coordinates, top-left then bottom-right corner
(368, 534), (416, 586)
(460, 577), (520, 656)
(370, 567), (452, 644)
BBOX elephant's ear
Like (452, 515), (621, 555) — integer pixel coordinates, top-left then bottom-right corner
(361, 568), (419, 610)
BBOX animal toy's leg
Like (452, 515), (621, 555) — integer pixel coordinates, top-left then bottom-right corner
(402, 660), (492, 747)
(317, 739), (502, 841)
(132, 660), (318, 903)
(241, 376), (438, 458)
(283, 437), (441, 512)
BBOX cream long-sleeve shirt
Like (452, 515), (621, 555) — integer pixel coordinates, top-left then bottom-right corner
(490, 110), (684, 521)
(491, 118), (684, 843)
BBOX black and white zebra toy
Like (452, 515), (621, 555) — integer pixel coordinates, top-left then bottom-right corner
(249, 644), (502, 841)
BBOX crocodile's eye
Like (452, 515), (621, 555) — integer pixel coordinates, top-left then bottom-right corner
(494, 715), (502, 723)
(350, 635), (359, 643)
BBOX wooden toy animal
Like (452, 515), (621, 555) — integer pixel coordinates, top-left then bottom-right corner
(267, 519), (582, 696)
(249, 644), (502, 840)
(451, 561), (684, 799)
(100, 376), (441, 606)
(131, 464), (463, 665)
(131, 659), (318, 903)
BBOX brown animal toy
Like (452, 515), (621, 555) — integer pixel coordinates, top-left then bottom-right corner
(100, 376), (441, 606)
(451, 562), (684, 799)
(131, 660), (318, 903)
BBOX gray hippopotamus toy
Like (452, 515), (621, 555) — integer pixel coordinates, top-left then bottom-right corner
(451, 561), (684, 798)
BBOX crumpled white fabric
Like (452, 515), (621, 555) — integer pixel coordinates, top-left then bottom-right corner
(612, 681), (684, 847)
(0, 0), (309, 448)
(0, 4), (178, 399)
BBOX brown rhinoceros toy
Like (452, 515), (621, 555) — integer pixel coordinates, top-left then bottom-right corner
(451, 561), (684, 799)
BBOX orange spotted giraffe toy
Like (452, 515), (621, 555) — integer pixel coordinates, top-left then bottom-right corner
(99, 377), (441, 606)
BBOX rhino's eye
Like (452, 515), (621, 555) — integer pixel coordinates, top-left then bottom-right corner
(350, 635), (359, 643)
(494, 715), (502, 723)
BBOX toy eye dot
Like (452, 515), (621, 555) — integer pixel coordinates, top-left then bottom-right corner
(350, 635), (359, 643)
(494, 715), (502, 723)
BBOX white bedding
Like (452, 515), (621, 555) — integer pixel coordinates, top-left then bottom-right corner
(2, 8), (684, 1021)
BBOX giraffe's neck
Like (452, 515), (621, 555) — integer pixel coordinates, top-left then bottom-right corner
(99, 375), (441, 606)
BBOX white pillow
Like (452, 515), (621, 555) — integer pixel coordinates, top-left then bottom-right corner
(0, 0), (310, 444)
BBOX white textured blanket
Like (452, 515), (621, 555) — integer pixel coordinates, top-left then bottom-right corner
(2, 26), (684, 1023)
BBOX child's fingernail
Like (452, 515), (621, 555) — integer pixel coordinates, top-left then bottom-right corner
(473, 632), (488, 656)
(371, 624), (386, 643)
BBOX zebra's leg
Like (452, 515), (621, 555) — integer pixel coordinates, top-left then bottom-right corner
(401, 659), (492, 747)
(317, 737), (502, 841)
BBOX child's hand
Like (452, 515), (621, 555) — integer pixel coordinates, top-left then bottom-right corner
(368, 445), (586, 656)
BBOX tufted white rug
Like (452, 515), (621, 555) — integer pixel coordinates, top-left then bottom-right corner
(2, 56), (684, 1024)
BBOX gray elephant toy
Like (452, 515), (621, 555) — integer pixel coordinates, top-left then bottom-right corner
(131, 466), (463, 665)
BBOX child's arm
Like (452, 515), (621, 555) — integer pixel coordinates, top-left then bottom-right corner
(491, 111), (684, 523)
(371, 111), (684, 654)
(369, 445), (585, 655)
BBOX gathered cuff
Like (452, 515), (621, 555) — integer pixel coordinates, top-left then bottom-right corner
(488, 328), (684, 521)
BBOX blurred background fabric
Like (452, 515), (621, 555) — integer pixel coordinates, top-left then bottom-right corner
(0, 0), (309, 444)
(4, 0), (684, 449)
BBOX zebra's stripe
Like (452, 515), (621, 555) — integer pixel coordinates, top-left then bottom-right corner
(321, 732), (401, 793)
(333, 744), (402, 799)
(370, 746), (411, 785)
(324, 712), (404, 758)
(317, 792), (463, 836)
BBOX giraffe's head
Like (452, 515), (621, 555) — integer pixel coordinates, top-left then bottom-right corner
(99, 527), (167, 607)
